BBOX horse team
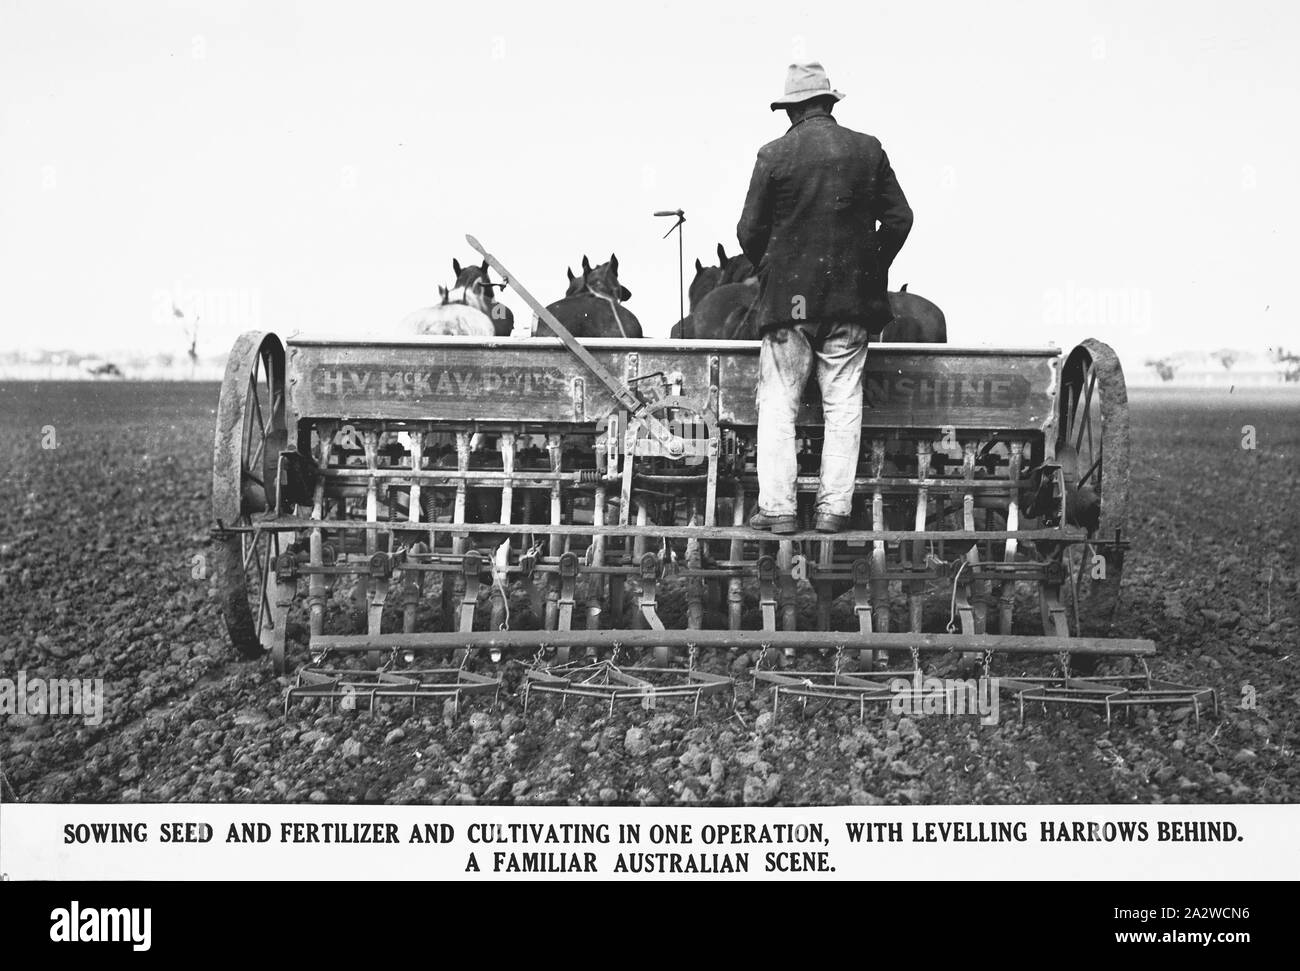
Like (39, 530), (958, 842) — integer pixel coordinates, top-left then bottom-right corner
(402, 246), (946, 343)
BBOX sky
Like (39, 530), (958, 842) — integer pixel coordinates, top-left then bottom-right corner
(1, 0), (1296, 368)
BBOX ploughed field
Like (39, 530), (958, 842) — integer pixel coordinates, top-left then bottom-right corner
(1, 380), (1297, 806)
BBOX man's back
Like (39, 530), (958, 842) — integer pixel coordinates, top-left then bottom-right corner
(737, 106), (912, 333)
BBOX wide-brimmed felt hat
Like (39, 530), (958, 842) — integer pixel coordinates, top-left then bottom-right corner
(770, 61), (846, 111)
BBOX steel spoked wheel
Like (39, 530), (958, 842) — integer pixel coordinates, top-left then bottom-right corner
(215, 522), (285, 660)
(213, 332), (289, 660)
(1052, 338), (1131, 642)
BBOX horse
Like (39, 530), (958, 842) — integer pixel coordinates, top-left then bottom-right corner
(676, 282), (757, 340)
(540, 253), (643, 338)
(676, 276), (947, 344)
(667, 260), (719, 340)
(671, 243), (758, 339)
(880, 285), (947, 342)
(452, 258), (515, 337)
(401, 284), (497, 337)
(689, 259), (722, 309)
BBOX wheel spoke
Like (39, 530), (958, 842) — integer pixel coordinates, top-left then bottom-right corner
(1078, 405), (1093, 478)
(1065, 384), (1078, 455)
(1075, 367), (1096, 455)
(1083, 378), (1096, 472)
(244, 351), (281, 493)
(248, 416), (269, 472)
(248, 371), (266, 444)
(1079, 452), (1102, 488)
(248, 438), (267, 476)
(270, 380), (284, 423)
(256, 537), (273, 635)
(249, 532), (266, 592)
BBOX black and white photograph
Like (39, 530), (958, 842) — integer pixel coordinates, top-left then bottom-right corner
(0, 0), (1296, 924)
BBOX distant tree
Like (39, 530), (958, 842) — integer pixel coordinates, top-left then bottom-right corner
(1144, 358), (1179, 382)
(172, 302), (200, 377)
(1212, 349), (1238, 371)
(1268, 346), (1300, 383)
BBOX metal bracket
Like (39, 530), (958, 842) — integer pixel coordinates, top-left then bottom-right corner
(460, 551), (482, 633)
(368, 551), (392, 581)
(639, 552), (665, 630)
(275, 551), (299, 582)
(757, 555), (778, 632)
(852, 558), (873, 634)
(557, 551), (579, 631)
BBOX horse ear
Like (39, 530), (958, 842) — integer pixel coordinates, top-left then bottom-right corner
(610, 253), (618, 274)
(695, 258), (703, 273)
(438, 285), (448, 300)
(581, 255), (591, 273)
(567, 266), (576, 283)
(717, 243), (727, 264)
(900, 283), (908, 293)
(452, 259), (462, 277)
(480, 259), (488, 275)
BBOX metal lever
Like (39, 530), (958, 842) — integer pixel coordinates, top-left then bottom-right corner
(465, 234), (684, 458)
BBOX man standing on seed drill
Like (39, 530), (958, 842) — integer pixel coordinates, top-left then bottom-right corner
(738, 62), (913, 534)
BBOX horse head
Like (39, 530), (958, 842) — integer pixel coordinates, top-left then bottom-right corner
(688, 256), (722, 311)
(451, 258), (500, 315)
(565, 262), (586, 297)
(583, 253), (631, 302)
(543, 253), (641, 338)
(717, 243), (757, 286)
(450, 257), (515, 336)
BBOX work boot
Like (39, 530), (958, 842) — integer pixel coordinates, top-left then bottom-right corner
(749, 510), (798, 534)
(813, 512), (850, 534)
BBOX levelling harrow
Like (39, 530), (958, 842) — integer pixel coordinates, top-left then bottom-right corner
(211, 238), (1212, 722)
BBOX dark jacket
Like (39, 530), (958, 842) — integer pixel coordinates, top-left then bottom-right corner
(736, 107), (912, 334)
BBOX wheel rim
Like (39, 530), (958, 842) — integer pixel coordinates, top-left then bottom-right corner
(1055, 339), (1130, 634)
(214, 332), (288, 657)
(239, 341), (286, 514)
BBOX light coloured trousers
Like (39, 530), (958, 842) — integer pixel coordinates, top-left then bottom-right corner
(757, 322), (869, 517)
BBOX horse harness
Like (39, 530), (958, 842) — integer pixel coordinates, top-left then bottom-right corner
(587, 286), (630, 339)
